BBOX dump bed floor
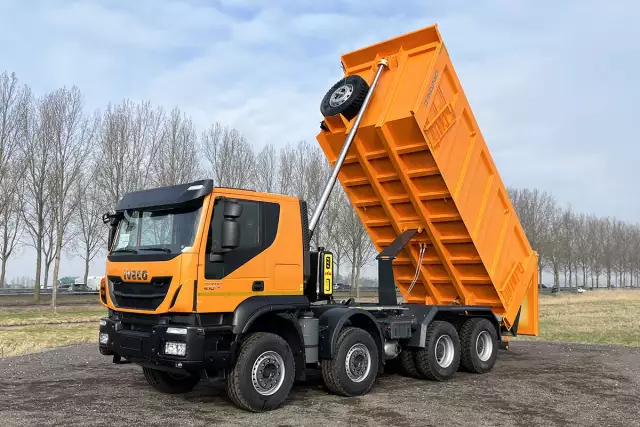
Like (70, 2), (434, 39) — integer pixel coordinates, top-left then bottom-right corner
(317, 25), (538, 335)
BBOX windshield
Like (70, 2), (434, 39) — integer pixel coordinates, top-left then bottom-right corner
(111, 201), (203, 255)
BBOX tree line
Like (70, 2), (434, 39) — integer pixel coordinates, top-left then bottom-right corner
(0, 71), (374, 300)
(509, 188), (640, 289)
(0, 70), (634, 302)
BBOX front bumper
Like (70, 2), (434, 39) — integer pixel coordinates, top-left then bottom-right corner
(98, 316), (234, 375)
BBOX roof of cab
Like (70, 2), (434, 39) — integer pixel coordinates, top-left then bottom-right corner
(115, 179), (213, 211)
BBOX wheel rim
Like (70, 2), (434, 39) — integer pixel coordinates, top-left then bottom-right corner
(345, 343), (371, 383)
(251, 351), (285, 396)
(476, 331), (493, 362)
(435, 335), (455, 368)
(329, 84), (354, 107)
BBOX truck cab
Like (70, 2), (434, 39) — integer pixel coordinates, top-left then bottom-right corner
(100, 180), (326, 411)
(102, 180), (307, 315)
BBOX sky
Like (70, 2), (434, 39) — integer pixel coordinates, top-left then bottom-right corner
(0, 0), (639, 281)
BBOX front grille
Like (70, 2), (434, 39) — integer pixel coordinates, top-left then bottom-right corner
(108, 276), (171, 310)
(118, 312), (160, 333)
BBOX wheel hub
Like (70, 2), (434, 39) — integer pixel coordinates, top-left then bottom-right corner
(345, 343), (371, 383)
(475, 331), (493, 362)
(252, 351), (285, 396)
(329, 84), (354, 107)
(435, 335), (455, 368)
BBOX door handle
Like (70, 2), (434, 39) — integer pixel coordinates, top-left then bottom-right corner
(252, 281), (264, 292)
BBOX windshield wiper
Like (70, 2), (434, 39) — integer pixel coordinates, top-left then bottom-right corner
(111, 248), (138, 254)
(141, 247), (172, 253)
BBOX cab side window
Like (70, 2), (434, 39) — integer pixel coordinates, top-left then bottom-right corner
(236, 200), (261, 249)
(205, 198), (279, 280)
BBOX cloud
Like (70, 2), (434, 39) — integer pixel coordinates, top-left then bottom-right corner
(0, 0), (639, 280)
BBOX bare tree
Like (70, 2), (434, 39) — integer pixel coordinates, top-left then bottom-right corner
(612, 220), (628, 287)
(277, 144), (295, 195)
(41, 203), (56, 290)
(509, 187), (557, 286)
(601, 218), (614, 288)
(0, 72), (29, 289)
(201, 123), (255, 188)
(0, 161), (24, 288)
(546, 207), (564, 289)
(337, 200), (376, 298)
(631, 225), (640, 287)
(0, 72), (28, 184)
(558, 207), (578, 287)
(44, 87), (96, 309)
(290, 141), (328, 246)
(72, 173), (106, 286)
(95, 100), (164, 207)
(22, 93), (52, 300)
(573, 213), (590, 288)
(587, 215), (603, 288)
(153, 107), (200, 186)
(326, 187), (349, 280)
(255, 144), (277, 192)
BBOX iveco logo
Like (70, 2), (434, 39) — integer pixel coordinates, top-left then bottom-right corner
(124, 270), (148, 281)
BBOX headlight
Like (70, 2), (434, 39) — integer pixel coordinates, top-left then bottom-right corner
(166, 327), (187, 335)
(99, 319), (107, 326)
(164, 341), (187, 356)
(99, 333), (109, 345)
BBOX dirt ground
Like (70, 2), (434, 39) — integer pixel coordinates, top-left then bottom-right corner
(1, 341), (638, 427)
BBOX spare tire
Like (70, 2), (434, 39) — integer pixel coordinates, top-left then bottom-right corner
(320, 75), (369, 120)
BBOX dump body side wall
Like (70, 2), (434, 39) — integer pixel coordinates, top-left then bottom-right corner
(317, 25), (538, 335)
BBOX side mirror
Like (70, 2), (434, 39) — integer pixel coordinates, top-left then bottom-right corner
(221, 219), (240, 249)
(104, 212), (122, 251)
(210, 199), (243, 258)
(221, 200), (242, 249)
(224, 200), (243, 218)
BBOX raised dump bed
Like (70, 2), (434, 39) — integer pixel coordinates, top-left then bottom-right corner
(317, 24), (538, 336)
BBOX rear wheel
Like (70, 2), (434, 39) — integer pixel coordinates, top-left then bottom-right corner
(143, 367), (200, 394)
(460, 318), (498, 373)
(398, 348), (420, 378)
(227, 332), (295, 412)
(321, 327), (379, 396)
(414, 321), (461, 381)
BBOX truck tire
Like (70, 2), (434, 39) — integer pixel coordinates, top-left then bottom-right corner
(321, 327), (379, 396)
(143, 368), (200, 394)
(459, 318), (498, 374)
(414, 321), (460, 381)
(320, 75), (369, 120)
(227, 332), (295, 412)
(398, 349), (420, 378)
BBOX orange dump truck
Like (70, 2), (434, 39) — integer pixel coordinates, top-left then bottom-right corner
(98, 24), (537, 413)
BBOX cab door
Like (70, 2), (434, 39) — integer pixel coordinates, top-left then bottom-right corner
(196, 196), (280, 313)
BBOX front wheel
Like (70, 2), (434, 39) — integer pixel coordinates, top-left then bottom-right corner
(143, 367), (200, 394)
(227, 332), (295, 412)
(321, 327), (379, 396)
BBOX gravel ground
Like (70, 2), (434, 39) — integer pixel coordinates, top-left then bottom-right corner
(1, 341), (639, 427)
